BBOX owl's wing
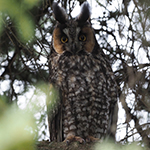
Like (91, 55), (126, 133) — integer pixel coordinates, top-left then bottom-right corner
(47, 84), (63, 142)
(48, 49), (64, 141)
(93, 46), (118, 139)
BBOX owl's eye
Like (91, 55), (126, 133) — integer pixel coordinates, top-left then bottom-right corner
(79, 34), (86, 41)
(61, 36), (68, 43)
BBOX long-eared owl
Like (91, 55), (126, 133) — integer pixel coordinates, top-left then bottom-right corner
(48, 1), (118, 143)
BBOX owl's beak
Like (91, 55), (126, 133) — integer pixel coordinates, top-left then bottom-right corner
(71, 43), (77, 54)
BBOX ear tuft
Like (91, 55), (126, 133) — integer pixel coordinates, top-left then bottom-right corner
(76, 1), (91, 23)
(52, 2), (68, 24)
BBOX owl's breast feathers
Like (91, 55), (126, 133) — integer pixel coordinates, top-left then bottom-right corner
(49, 49), (116, 97)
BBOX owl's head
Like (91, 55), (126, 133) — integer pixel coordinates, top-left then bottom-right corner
(52, 2), (98, 55)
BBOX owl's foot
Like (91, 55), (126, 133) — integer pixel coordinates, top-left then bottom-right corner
(86, 136), (99, 143)
(64, 134), (85, 144)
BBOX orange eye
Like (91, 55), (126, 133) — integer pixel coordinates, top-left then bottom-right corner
(61, 36), (68, 43)
(79, 34), (86, 41)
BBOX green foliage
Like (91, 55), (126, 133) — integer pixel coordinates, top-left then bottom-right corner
(17, 82), (51, 139)
(0, 0), (39, 42)
(47, 84), (60, 114)
(0, 100), (36, 150)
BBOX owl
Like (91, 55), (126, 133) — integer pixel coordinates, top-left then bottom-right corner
(48, 2), (118, 143)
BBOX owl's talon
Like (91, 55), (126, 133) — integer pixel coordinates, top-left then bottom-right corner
(66, 140), (70, 145)
(86, 136), (99, 143)
(64, 134), (85, 144)
(63, 134), (75, 144)
(82, 139), (86, 144)
(74, 136), (85, 144)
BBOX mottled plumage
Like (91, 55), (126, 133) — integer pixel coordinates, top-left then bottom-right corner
(48, 2), (118, 143)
